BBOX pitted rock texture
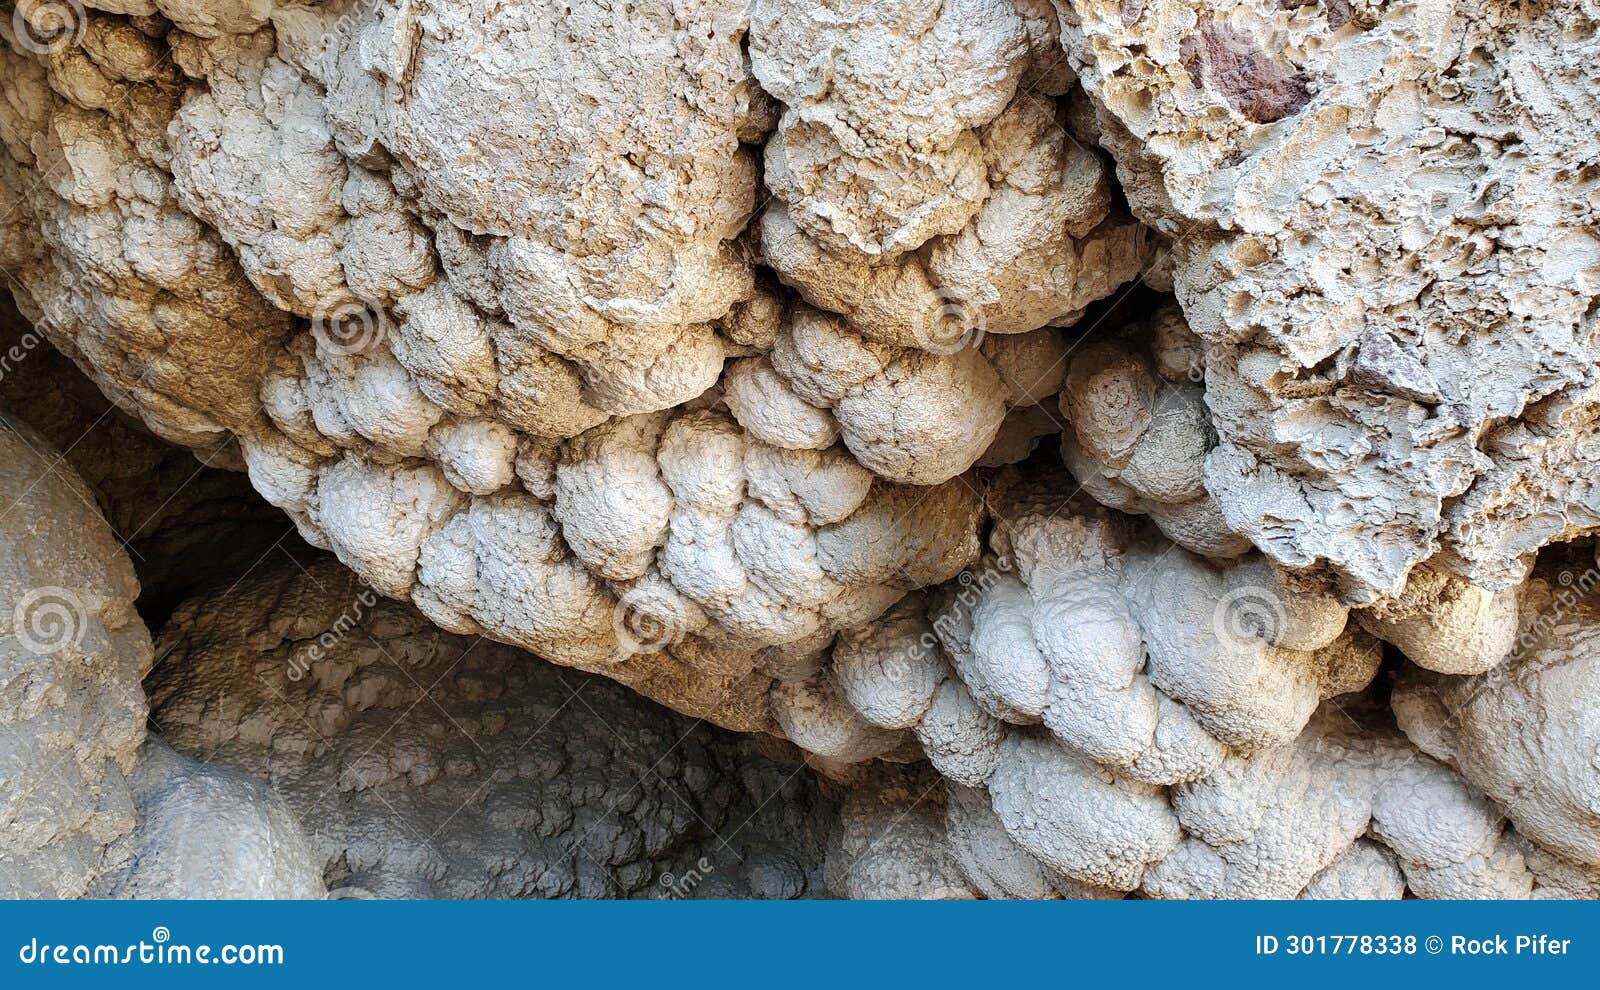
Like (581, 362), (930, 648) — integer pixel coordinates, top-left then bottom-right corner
(813, 471), (1597, 898)
(945, 465), (1375, 783)
(146, 556), (829, 899)
(1057, 300), (1249, 558)
(0, 3), (1035, 728)
(1053, 0), (1600, 599)
(1, 0), (1599, 902)
(751, 0), (1149, 353)
(0, 413), (149, 898)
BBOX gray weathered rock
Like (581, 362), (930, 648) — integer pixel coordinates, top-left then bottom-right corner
(91, 738), (326, 899)
(0, 413), (149, 897)
(146, 556), (830, 899)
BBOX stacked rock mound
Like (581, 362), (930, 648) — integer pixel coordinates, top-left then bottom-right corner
(0, 0), (1149, 732)
(1395, 546), (1600, 876)
(834, 700), (1600, 900)
(0, 0), (1597, 899)
(1057, 301), (1249, 558)
(812, 470), (1599, 898)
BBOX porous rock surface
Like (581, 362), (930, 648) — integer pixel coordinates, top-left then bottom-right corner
(0, 0), (1598, 901)
(0, 403), (830, 900)
(1054, 0), (1600, 599)
(751, 0), (1150, 352)
(1395, 546), (1600, 867)
(816, 470), (1597, 898)
(0, 0), (1153, 736)
(826, 647), (1593, 900)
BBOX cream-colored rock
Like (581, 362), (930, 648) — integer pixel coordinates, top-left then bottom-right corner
(1144, 703), (1537, 900)
(824, 768), (977, 900)
(1300, 841), (1407, 901)
(769, 305), (1009, 485)
(945, 783), (1121, 900)
(1, 6), (992, 728)
(810, 470), (1597, 900)
(1394, 549), (1600, 864)
(975, 467), (1375, 776)
(830, 596), (946, 731)
(1059, 303), (1250, 558)
(989, 730), (1179, 891)
(915, 678), (1007, 788)
(1052, 0), (1600, 599)
(292, 0), (767, 420)
(1355, 563), (1520, 675)
(4, 0), (1600, 903)
(752, 1), (1148, 353)
(0, 28), (291, 453)
(830, 695), (1573, 901)
(723, 356), (840, 452)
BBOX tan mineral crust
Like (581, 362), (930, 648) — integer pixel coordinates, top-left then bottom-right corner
(0, 0), (1596, 899)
